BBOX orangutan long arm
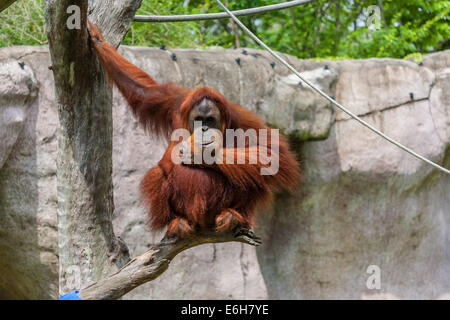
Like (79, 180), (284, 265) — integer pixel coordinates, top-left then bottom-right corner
(88, 21), (189, 137)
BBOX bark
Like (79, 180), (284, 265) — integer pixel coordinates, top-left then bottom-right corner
(44, 0), (142, 295)
(79, 228), (261, 300)
(44, 0), (263, 299)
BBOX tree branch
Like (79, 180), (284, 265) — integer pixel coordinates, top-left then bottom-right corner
(0, 0), (18, 13)
(89, 0), (143, 48)
(78, 227), (261, 300)
(44, 0), (143, 295)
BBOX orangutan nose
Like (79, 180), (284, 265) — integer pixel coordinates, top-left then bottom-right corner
(202, 125), (209, 132)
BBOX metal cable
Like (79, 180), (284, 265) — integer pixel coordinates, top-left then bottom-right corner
(134, 0), (315, 22)
(215, 0), (450, 175)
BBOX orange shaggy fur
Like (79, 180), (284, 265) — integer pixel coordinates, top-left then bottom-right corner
(88, 22), (300, 236)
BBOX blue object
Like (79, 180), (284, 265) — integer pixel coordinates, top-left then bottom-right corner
(58, 290), (82, 300)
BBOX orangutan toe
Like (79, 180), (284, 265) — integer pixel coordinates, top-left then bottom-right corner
(167, 217), (194, 238)
(215, 209), (246, 233)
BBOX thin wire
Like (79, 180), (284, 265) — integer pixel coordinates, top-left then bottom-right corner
(215, 0), (450, 175)
(134, 0), (315, 22)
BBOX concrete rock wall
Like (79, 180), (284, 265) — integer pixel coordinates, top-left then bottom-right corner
(0, 46), (448, 299)
(258, 52), (450, 299)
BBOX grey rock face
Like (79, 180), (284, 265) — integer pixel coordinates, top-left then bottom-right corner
(0, 46), (448, 299)
(258, 52), (450, 300)
(331, 58), (435, 121)
(0, 59), (37, 169)
(0, 48), (58, 299)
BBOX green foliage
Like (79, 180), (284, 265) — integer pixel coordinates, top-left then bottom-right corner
(0, 0), (46, 47)
(227, 0), (450, 59)
(123, 0), (207, 48)
(0, 0), (448, 60)
(339, 0), (450, 58)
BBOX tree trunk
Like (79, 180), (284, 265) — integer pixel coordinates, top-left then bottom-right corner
(44, 0), (263, 299)
(44, 0), (142, 296)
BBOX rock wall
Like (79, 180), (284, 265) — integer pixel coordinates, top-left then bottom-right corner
(0, 46), (448, 299)
(258, 52), (450, 299)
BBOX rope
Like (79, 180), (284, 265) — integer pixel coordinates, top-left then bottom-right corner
(134, 0), (315, 22)
(214, 0), (450, 175)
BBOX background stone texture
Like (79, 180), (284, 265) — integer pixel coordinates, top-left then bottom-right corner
(0, 46), (448, 299)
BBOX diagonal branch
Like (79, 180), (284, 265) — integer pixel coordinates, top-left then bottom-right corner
(78, 227), (261, 300)
(0, 0), (18, 13)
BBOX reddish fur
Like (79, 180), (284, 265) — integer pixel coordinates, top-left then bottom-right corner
(88, 22), (301, 236)
(167, 217), (194, 237)
(216, 209), (247, 233)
